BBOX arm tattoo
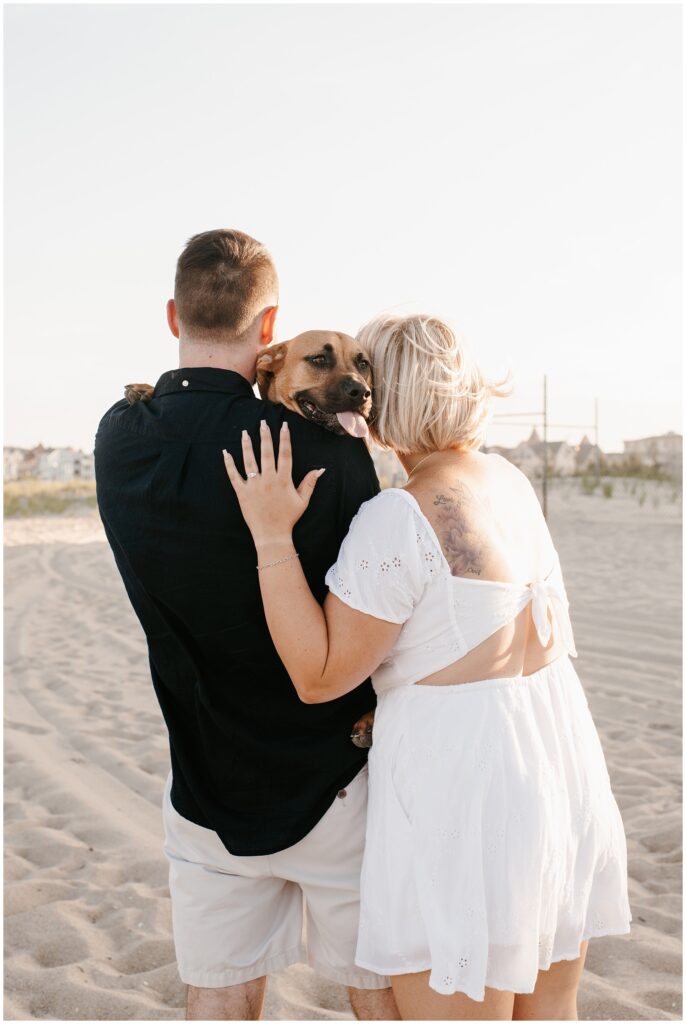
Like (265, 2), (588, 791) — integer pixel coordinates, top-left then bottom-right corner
(433, 483), (490, 577)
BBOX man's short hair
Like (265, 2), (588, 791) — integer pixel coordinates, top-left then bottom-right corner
(174, 229), (278, 340)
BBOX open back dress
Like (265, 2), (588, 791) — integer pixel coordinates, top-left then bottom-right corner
(325, 488), (632, 1002)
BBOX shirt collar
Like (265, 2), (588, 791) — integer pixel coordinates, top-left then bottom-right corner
(153, 367), (256, 398)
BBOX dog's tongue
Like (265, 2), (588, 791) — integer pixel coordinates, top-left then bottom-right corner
(336, 411), (369, 439)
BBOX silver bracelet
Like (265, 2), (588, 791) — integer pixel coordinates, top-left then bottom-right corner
(257, 552), (300, 571)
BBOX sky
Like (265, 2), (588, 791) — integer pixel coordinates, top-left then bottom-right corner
(4, 3), (682, 454)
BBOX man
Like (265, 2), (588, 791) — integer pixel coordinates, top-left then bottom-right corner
(95, 229), (398, 1020)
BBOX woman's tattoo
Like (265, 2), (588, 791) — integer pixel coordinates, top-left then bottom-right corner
(433, 484), (490, 577)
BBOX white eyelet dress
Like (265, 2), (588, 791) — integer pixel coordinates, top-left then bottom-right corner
(325, 488), (631, 1002)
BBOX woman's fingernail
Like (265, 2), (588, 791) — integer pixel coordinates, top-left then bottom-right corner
(242, 429), (248, 438)
(281, 421), (288, 432)
(317, 468), (326, 476)
(222, 449), (228, 456)
(260, 419), (267, 430)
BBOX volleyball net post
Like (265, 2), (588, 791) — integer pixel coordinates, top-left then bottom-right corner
(489, 377), (598, 521)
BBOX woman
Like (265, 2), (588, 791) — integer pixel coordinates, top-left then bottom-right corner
(223, 314), (631, 1020)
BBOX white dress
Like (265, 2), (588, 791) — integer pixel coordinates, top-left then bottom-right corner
(325, 488), (631, 1002)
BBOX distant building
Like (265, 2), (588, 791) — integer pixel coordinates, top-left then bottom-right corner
(37, 447), (95, 482)
(4, 444), (49, 480)
(491, 429), (578, 478)
(574, 435), (603, 474)
(623, 432), (682, 477)
(3, 445), (94, 482)
(487, 430), (682, 480)
(4, 447), (25, 481)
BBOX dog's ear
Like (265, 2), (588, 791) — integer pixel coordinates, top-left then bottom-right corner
(256, 342), (288, 399)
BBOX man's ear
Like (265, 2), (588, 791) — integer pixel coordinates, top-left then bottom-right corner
(167, 299), (180, 339)
(260, 305), (278, 346)
(255, 341), (287, 400)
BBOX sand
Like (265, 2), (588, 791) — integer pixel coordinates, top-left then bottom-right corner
(4, 478), (682, 1021)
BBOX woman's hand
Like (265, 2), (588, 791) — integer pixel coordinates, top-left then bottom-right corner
(223, 420), (325, 549)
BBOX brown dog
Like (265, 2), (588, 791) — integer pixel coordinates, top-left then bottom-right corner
(126, 330), (373, 440)
(125, 330), (377, 744)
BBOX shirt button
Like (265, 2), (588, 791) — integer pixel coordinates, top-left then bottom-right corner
(182, 379), (189, 387)
(337, 789), (347, 799)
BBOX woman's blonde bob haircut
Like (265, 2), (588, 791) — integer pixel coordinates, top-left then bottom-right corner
(357, 313), (510, 455)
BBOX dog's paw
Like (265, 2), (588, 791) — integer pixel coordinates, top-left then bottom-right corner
(351, 709), (375, 749)
(125, 383), (155, 404)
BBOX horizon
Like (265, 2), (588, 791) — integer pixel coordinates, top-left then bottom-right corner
(4, 420), (682, 459)
(4, 5), (682, 454)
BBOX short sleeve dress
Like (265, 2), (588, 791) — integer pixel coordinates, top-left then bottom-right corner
(325, 488), (631, 1002)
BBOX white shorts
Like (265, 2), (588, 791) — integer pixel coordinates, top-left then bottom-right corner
(162, 766), (389, 990)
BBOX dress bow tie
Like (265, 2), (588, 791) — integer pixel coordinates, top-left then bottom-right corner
(528, 579), (578, 658)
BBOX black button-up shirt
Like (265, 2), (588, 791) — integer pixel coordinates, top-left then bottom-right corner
(95, 367), (379, 855)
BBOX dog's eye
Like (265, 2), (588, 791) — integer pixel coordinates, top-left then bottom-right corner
(307, 355), (328, 366)
(357, 358), (370, 371)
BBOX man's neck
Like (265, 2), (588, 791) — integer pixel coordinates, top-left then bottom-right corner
(178, 339), (256, 384)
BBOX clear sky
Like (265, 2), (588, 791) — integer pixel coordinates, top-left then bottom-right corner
(4, 3), (682, 454)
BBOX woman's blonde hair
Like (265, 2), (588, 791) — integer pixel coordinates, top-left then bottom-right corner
(357, 313), (511, 454)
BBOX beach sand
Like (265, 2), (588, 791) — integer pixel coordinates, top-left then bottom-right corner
(4, 479), (682, 1020)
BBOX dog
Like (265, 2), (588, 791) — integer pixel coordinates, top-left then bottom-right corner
(255, 331), (372, 439)
(125, 330), (377, 745)
(126, 330), (372, 440)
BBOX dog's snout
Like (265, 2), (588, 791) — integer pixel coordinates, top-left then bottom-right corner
(341, 377), (372, 402)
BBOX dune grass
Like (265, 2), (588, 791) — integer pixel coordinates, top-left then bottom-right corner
(4, 479), (97, 518)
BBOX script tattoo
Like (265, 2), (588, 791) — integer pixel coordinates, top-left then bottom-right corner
(433, 483), (490, 577)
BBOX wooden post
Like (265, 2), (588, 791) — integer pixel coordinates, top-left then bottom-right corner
(542, 375), (548, 520)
